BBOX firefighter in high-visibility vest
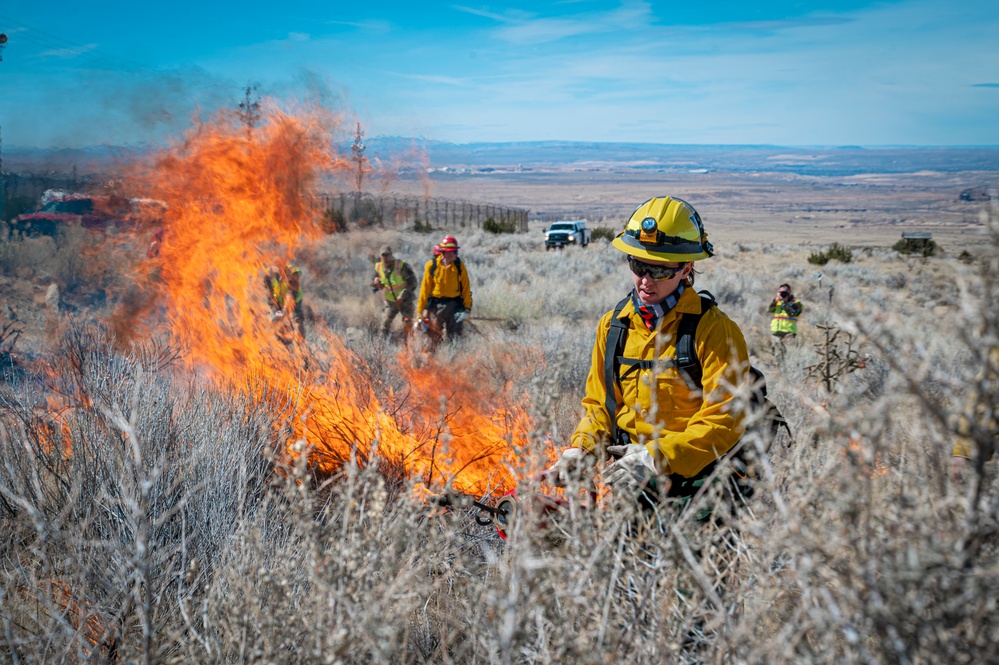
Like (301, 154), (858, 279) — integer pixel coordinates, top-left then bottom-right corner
(263, 263), (305, 336)
(285, 263), (305, 336)
(373, 245), (418, 337)
(768, 283), (803, 346)
(264, 265), (286, 316)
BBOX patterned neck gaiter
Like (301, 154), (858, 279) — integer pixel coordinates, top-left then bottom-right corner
(631, 283), (685, 331)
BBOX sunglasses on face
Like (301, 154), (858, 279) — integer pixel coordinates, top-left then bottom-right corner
(627, 256), (685, 281)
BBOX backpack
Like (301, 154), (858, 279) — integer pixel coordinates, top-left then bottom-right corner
(604, 290), (792, 500)
(429, 255), (464, 299)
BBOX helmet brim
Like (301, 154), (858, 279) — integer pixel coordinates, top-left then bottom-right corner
(612, 233), (712, 262)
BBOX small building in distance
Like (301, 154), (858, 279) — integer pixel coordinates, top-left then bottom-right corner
(897, 231), (936, 256)
(959, 187), (992, 202)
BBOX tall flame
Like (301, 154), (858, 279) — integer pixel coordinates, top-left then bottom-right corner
(118, 106), (540, 495)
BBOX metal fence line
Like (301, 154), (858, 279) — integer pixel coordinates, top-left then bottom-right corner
(1, 173), (531, 233)
(318, 192), (529, 232)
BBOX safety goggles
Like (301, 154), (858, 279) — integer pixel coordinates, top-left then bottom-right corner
(627, 256), (685, 281)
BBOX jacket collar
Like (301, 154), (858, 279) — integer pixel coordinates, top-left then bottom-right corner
(616, 284), (701, 321)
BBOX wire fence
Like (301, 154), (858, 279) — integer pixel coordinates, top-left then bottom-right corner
(319, 192), (529, 232)
(1, 172), (531, 233)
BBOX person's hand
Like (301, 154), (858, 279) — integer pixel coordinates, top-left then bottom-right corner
(454, 309), (469, 323)
(545, 448), (591, 487)
(603, 444), (657, 495)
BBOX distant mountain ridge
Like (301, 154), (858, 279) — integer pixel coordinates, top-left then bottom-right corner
(364, 139), (999, 176)
(6, 140), (999, 177)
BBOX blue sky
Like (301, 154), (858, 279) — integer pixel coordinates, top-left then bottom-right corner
(1, 0), (997, 148)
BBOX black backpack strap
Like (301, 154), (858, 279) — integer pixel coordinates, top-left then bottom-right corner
(604, 295), (632, 446)
(619, 357), (654, 378)
(675, 290), (717, 390)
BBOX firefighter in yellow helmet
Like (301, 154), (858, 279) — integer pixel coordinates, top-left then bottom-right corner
(545, 196), (751, 507)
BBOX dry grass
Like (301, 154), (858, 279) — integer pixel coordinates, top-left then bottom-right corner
(0, 194), (997, 663)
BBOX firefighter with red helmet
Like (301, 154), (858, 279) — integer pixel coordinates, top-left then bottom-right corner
(416, 235), (472, 340)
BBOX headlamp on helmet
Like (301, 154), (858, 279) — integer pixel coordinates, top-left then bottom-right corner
(639, 217), (659, 244)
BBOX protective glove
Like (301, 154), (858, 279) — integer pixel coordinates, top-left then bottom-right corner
(454, 309), (469, 323)
(603, 444), (658, 495)
(414, 318), (427, 333)
(545, 447), (592, 487)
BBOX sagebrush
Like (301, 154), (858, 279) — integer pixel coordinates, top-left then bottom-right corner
(1, 204), (998, 663)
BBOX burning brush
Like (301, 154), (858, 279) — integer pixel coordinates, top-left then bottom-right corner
(112, 104), (546, 496)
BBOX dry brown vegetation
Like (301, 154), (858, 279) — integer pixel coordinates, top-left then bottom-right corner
(0, 174), (997, 663)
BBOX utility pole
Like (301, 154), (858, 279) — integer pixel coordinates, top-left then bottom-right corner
(237, 84), (261, 139)
(0, 30), (6, 223)
(1, 123), (5, 224)
(351, 122), (367, 210)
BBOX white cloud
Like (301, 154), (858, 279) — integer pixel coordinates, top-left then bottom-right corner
(39, 43), (97, 59)
(455, 0), (652, 45)
(325, 19), (392, 34)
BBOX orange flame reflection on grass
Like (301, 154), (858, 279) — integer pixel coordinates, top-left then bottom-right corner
(129, 106), (538, 495)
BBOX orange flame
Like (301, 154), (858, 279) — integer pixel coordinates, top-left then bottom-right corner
(116, 105), (542, 495)
(844, 434), (889, 478)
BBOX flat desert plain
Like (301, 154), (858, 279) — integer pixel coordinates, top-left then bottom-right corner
(386, 168), (996, 254)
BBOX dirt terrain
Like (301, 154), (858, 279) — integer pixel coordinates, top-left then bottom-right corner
(388, 168), (995, 254)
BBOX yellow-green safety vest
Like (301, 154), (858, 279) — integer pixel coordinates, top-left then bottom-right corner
(376, 259), (409, 303)
(770, 298), (802, 335)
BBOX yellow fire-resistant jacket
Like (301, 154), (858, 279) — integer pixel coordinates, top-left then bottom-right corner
(570, 288), (751, 478)
(416, 256), (472, 314)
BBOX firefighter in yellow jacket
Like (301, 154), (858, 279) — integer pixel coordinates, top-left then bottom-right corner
(416, 235), (472, 340)
(546, 196), (751, 502)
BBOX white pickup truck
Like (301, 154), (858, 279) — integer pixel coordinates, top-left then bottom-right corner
(544, 220), (590, 250)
